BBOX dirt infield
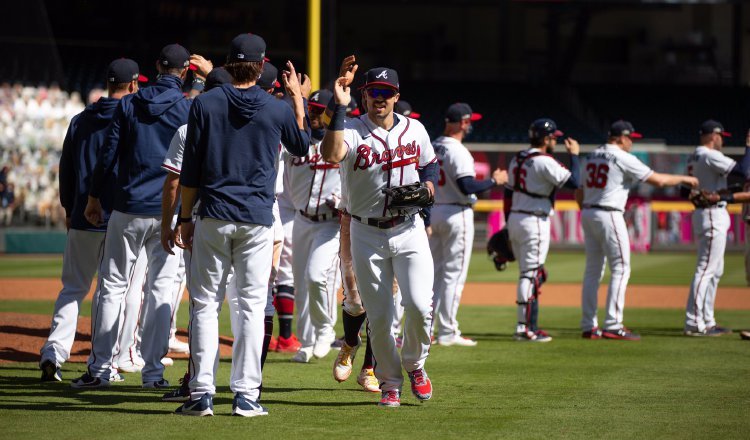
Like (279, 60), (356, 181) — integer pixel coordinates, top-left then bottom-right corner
(1, 278), (748, 364)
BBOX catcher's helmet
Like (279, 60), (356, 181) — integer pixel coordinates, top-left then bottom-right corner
(487, 228), (515, 271)
(528, 118), (563, 141)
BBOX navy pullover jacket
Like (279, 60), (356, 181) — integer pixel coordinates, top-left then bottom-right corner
(90, 75), (190, 215)
(180, 84), (310, 226)
(59, 97), (119, 231)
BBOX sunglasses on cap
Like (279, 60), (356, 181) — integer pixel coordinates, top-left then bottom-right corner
(365, 88), (397, 99)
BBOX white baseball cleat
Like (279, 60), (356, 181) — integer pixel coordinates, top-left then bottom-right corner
(357, 368), (380, 393)
(333, 342), (360, 382)
(291, 347), (313, 363)
(436, 335), (478, 347)
(117, 357), (145, 373)
(168, 336), (190, 354)
(161, 357), (174, 367)
(313, 332), (337, 359)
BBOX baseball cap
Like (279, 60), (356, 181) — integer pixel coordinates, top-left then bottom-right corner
(257, 62), (280, 89)
(228, 33), (266, 63)
(308, 89), (333, 109)
(204, 67), (234, 91)
(529, 118), (563, 139)
(158, 44), (190, 69)
(395, 100), (420, 119)
(608, 120), (643, 139)
(107, 58), (148, 83)
(445, 103), (481, 123)
(700, 119), (731, 137)
(359, 67), (399, 90)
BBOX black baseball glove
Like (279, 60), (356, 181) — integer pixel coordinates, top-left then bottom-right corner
(689, 189), (720, 208)
(383, 182), (434, 210)
(487, 228), (515, 271)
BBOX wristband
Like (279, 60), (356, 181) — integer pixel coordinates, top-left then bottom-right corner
(177, 216), (193, 224)
(720, 193), (735, 203)
(329, 104), (346, 131)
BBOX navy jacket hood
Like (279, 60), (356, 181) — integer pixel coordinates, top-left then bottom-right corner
(132, 75), (186, 117)
(220, 84), (270, 121)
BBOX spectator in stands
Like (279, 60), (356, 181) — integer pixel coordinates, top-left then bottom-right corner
(0, 182), (14, 225)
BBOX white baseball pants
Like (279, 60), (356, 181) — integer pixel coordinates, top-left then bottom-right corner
(275, 205), (296, 287)
(686, 207), (729, 331)
(40, 229), (104, 366)
(580, 209), (631, 332)
(113, 247), (147, 367)
(429, 205), (474, 341)
(187, 218), (273, 401)
(350, 216), (433, 392)
(87, 210), (180, 382)
(507, 213), (550, 334)
(292, 214), (341, 348)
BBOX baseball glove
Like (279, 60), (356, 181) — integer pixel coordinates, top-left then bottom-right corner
(689, 189), (720, 208)
(383, 182), (434, 210)
(487, 228), (515, 271)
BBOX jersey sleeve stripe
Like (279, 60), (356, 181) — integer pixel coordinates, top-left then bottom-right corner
(161, 163), (181, 175)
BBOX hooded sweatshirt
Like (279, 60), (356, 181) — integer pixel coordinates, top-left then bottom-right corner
(60, 97), (120, 231)
(90, 75), (190, 214)
(180, 84), (310, 226)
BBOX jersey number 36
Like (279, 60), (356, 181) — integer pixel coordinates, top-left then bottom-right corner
(586, 163), (609, 189)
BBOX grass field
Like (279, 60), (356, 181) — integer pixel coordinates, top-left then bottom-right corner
(1, 252), (749, 439)
(1, 251), (748, 286)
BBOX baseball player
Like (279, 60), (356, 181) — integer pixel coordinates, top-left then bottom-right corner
(321, 59), (438, 408)
(430, 103), (508, 347)
(394, 100), (420, 119)
(39, 59), (143, 382)
(577, 121), (698, 340)
(505, 118), (581, 342)
(71, 44), (192, 389)
(284, 88), (342, 363)
(174, 33), (310, 417)
(684, 120), (750, 336)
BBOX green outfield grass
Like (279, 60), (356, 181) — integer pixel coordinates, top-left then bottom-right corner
(1, 305), (749, 439)
(0, 251), (747, 286)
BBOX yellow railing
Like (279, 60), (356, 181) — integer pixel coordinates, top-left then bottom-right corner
(473, 200), (743, 214)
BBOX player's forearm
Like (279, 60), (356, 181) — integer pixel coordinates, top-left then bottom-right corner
(291, 95), (305, 129)
(180, 186), (198, 219)
(574, 188), (583, 209)
(161, 173), (180, 226)
(322, 104), (348, 163)
(647, 172), (686, 188)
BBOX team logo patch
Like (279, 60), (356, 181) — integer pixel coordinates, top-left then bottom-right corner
(375, 70), (388, 79)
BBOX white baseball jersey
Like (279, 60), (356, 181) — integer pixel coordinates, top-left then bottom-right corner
(340, 115), (436, 219)
(581, 144), (653, 212)
(284, 140), (341, 214)
(162, 124), (188, 174)
(507, 148), (571, 215)
(687, 146), (736, 192)
(433, 135), (477, 205)
(275, 144), (285, 196)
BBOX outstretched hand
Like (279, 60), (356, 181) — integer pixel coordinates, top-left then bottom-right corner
(333, 76), (352, 107)
(282, 61), (302, 98)
(338, 55), (358, 88)
(564, 137), (580, 155)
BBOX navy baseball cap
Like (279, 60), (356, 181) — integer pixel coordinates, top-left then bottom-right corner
(359, 67), (399, 90)
(395, 100), (420, 119)
(107, 58), (148, 83)
(228, 33), (266, 63)
(158, 44), (190, 69)
(205, 67), (234, 91)
(529, 118), (563, 139)
(700, 119), (731, 137)
(347, 95), (360, 116)
(257, 62), (280, 89)
(308, 89), (333, 109)
(445, 103), (481, 123)
(609, 120), (643, 139)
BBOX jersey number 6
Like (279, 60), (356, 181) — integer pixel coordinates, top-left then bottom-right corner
(586, 163), (609, 189)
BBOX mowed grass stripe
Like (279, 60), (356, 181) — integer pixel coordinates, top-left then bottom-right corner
(1, 252), (748, 286)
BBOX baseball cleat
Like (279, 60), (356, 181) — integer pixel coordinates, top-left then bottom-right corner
(436, 335), (477, 347)
(232, 393), (268, 417)
(602, 328), (640, 341)
(110, 372), (125, 383)
(357, 368), (380, 393)
(582, 328), (603, 339)
(162, 373), (191, 402)
(407, 368), (432, 401)
(161, 357), (174, 367)
(333, 341), (360, 382)
(378, 390), (401, 407)
(175, 393), (213, 417)
(71, 373), (111, 389)
(143, 379), (170, 389)
(268, 336), (278, 352)
(331, 336), (345, 349)
(684, 327), (711, 337)
(117, 358), (145, 373)
(291, 347), (313, 363)
(706, 326), (732, 336)
(740, 330), (750, 340)
(513, 330), (552, 343)
(313, 332), (337, 359)
(168, 336), (190, 354)
(40, 360), (62, 382)
(276, 335), (302, 353)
